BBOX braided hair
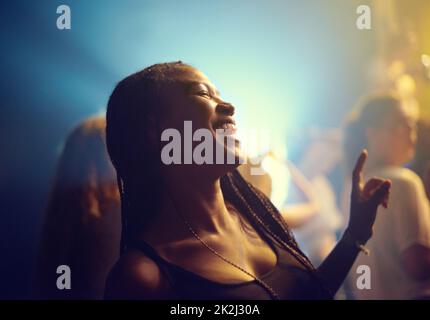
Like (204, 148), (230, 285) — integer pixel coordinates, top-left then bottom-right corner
(106, 61), (325, 293)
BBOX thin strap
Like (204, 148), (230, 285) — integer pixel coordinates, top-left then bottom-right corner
(131, 241), (166, 264)
(129, 241), (178, 291)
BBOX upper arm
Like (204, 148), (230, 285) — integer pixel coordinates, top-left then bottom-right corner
(390, 171), (430, 280)
(400, 244), (430, 281)
(104, 250), (172, 300)
(392, 172), (430, 253)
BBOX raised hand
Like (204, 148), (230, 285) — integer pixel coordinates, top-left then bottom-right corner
(347, 150), (391, 243)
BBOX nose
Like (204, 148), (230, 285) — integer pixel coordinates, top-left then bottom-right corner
(408, 123), (417, 145)
(215, 101), (235, 116)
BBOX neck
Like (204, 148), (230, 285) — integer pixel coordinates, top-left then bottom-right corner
(148, 171), (235, 242)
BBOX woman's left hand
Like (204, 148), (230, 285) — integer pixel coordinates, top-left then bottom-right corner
(347, 150), (391, 243)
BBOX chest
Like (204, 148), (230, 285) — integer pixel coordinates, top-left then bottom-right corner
(158, 231), (278, 284)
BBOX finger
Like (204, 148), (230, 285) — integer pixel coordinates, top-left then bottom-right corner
(363, 178), (385, 199)
(382, 193), (389, 209)
(352, 149), (368, 196)
(370, 180), (391, 208)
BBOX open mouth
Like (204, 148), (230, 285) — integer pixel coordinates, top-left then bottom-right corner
(213, 118), (237, 136)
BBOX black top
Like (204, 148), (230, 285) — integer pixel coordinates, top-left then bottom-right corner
(131, 236), (329, 300)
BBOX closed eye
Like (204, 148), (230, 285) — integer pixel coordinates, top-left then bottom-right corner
(197, 90), (212, 98)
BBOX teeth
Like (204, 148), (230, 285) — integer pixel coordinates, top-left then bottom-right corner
(221, 123), (235, 130)
(215, 123), (237, 137)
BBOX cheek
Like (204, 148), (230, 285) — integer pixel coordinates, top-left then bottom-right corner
(162, 99), (211, 129)
(182, 99), (215, 128)
(376, 133), (394, 146)
(390, 131), (415, 155)
(395, 129), (414, 146)
(375, 133), (397, 154)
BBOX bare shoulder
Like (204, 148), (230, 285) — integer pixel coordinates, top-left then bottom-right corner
(381, 167), (423, 191)
(104, 249), (172, 299)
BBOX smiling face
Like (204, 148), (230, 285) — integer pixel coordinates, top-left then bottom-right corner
(157, 65), (244, 179)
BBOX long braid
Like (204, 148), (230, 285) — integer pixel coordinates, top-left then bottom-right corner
(116, 175), (127, 254)
(107, 61), (188, 251)
(221, 170), (332, 298)
(221, 171), (312, 268)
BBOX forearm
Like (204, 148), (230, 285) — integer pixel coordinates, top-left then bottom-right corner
(281, 203), (318, 228)
(314, 149), (391, 297)
(316, 230), (363, 296)
(287, 162), (318, 203)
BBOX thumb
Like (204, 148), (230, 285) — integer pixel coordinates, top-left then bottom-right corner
(370, 180), (391, 208)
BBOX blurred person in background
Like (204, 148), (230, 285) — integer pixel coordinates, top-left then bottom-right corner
(343, 93), (430, 299)
(411, 119), (430, 200)
(36, 116), (121, 299)
(286, 129), (343, 267)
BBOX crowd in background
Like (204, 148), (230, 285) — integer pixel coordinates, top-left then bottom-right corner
(35, 90), (430, 299)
